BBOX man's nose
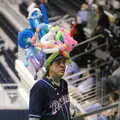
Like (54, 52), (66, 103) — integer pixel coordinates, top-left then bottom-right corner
(60, 62), (66, 68)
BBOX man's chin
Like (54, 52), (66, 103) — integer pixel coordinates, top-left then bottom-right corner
(57, 73), (64, 78)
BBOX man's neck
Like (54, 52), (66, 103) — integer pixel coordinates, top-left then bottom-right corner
(47, 76), (61, 87)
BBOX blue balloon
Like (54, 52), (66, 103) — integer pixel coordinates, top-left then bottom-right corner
(28, 9), (41, 29)
(24, 46), (36, 66)
(28, 18), (40, 30)
(18, 29), (34, 49)
(40, 4), (48, 24)
(38, 23), (49, 40)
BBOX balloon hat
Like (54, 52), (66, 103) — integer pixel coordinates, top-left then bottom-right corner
(44, 51), (70, 74)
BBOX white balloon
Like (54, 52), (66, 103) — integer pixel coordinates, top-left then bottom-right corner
(36, 26), (61, 53)
(43, 47), (59, 53)
(40, 27), (58, 44)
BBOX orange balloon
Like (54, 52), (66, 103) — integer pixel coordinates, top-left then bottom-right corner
(30, 35), (37, 44)
(39, 0), (46, 3)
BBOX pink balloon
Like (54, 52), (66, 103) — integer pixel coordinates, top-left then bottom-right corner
(64, 33), (78, 51)
(59, 27), (78, 51)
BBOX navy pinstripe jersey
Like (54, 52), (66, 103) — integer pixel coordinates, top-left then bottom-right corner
(29, 78), (71, 120)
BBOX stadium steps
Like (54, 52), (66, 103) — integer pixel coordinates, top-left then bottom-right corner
(0, 13), (18, 46)
(3, 49), (20, 80)
(46, 3), (64, 17)
(0, 62), (15, 83)
(48, 0), (76, 16)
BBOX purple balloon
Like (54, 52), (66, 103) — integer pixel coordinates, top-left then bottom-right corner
(28, 51), (45, 72)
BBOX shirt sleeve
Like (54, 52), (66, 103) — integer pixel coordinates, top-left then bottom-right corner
(29, 118), (40, 120)
(29, 81), (45, 119)
(60, 79), (69, 95)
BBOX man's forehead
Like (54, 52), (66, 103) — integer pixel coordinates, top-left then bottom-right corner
(53, 58), (66, 64)
(52, 55), (67, 62)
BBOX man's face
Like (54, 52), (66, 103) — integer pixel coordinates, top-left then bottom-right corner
(49, 59), (66, 78)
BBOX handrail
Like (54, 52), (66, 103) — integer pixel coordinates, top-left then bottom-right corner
(64, 68), (93, 81)
(64, 70), (87, 80)
(72, 43), (106, 60)
(76, 88), (97, 98)
(69, 86), (89, 113)
(65, 69), (98, 106)
(75, 101), (120, 118)
(69, 76), (89, 84)
(79, 94), (96, 104)
(69, 84), (97, 101)
(71, 87), (96, 100)
(74, 34), (104, 48)
(0, 84), (18, 87)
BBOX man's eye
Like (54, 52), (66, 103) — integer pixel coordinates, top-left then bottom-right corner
(57, 61), (60, 64)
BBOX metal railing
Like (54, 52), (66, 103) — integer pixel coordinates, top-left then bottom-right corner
(73, 34), (104, 48)
(72, 42), (106, 60)
(64, 67), (111, 114)
(74, 101), (120, 119)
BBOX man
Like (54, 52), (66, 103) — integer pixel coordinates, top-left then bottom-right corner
(96, 5), (110, 29)
(29, 53), (71, 120)
(76, 3), (89, 26)
(92, 5), (110, 45)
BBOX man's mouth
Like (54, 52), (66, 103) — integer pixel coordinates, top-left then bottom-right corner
(60, 69), (65, 72)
